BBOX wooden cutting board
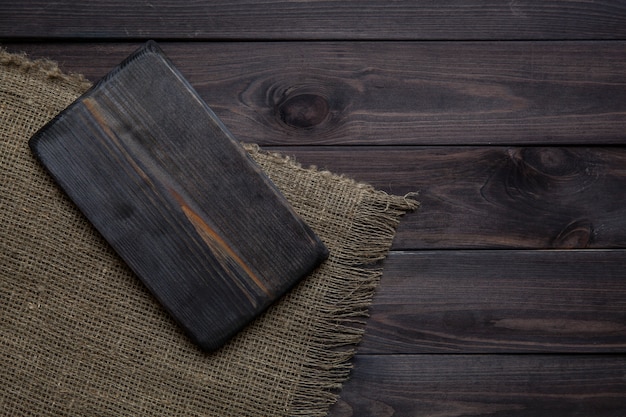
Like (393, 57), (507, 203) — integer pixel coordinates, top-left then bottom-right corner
(29, 41), (328, 352)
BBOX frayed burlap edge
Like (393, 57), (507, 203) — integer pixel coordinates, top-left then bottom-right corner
(244, 144), (419, 415)
(0, 48), (92, 91)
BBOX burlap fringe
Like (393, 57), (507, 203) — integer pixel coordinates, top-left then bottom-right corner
(296, 195), (417, 416)
(244, 144), (418, 416)
(0, 47), (92, 90)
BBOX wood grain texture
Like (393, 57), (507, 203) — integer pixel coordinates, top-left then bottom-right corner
(2, 1), (626, 40)
(361, 250), (626, 353)
(269, 146), (626, 250)
(328, 354), (626, 417)
(6, 41), (626, 146)
(29, 42), (327, 351)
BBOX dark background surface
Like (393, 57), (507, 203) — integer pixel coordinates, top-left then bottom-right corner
(3, 1), (626, 415)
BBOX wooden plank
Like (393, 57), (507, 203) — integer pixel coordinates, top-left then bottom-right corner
(361, 250), (626, 353)
(273, 146), (626, 250)
(6, 41), (626, 146)
(8, 51), (626, 250)
(3, 1), (626, 40)
(29, 42), (327, 351)
(328, 354), (626, 417)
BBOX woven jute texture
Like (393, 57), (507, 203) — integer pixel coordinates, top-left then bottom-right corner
(0, 48), (417, 416)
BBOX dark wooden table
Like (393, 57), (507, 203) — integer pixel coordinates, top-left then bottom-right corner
(3, 2), (626, 415)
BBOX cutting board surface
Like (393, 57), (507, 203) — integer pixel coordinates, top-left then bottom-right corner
(29, 41), (328, 351)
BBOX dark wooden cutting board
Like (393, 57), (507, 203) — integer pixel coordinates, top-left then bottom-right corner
(29, 41), (328, 352)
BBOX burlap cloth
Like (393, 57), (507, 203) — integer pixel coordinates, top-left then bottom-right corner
(0, 48), (417, 416)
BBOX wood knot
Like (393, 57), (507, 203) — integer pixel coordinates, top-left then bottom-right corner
(277, 94), (329, 128)
(502, 147), (599, 201)
(552, 219), (593, 249)
(516, 147), (579, 177)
